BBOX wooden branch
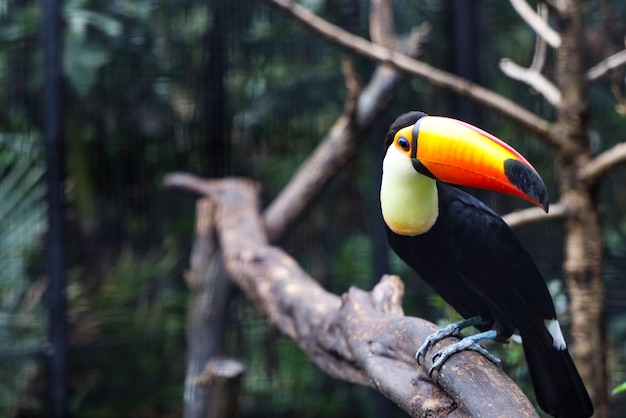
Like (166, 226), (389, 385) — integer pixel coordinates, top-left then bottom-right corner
(500, 3), (561, 106)
(369, 0), (401, 50)
(165, 177), (539, 417)
(262, 0), (555, 144)
(262, 26), (429, 243)
(528, 3), (549, 72)
(579, 142), (626, 186)
(499, 58), (562, 105)
(183, 200), (236, 418)
(587, 48), (626, 82)
(509, 0), (561, 48)
(502, 202), (567, 229)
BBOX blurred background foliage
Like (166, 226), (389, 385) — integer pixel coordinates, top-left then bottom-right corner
(2, 0), (626, 416)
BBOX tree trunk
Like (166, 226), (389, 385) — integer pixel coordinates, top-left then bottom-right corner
(553, 1), (608, 415)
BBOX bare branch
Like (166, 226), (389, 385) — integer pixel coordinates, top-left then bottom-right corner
(164, 47), (424, 245)
(369, 0), (401, 50)
(261, 22), (429, 242)
(166, 178), (539, 417)
(262, 0), (554, 143)
(261, 67), (406, 241)
(502, 203), (567, 229)
(580, 142), (626, 186)
(500, 3), (561, 106)
(509, 0), (561, 48)
(587, 48), (626, 82)
(500, 58), (562, 105)
(528, 3), (549, 72)
(183, 199), (234, 417)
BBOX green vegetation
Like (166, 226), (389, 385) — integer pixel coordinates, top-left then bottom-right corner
(1, 0), (626, 416)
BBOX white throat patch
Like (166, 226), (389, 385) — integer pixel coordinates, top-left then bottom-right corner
(380, 145), (439, 236)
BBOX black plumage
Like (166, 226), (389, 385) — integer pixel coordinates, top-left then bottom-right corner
(382, 112), (593, 418)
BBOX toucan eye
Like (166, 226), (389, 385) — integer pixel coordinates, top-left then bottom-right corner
(397, 136), (410, 152)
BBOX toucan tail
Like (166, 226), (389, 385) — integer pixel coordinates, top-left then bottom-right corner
(522, 337), (593, 418)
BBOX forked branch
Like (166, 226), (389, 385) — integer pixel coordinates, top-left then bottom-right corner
(500, 2), (561, 105)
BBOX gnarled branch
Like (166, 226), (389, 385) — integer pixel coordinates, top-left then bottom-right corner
(165, 176), (539, 417)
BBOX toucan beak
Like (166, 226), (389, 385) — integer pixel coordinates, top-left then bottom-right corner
(394, 116), (549, 212)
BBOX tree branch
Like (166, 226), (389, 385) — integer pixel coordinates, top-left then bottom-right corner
(369, 0), (401, 50)
(528, 3), (549, 72)
(579, 142), (626, 186)
(499, 58), (561, 105)
(262, 0), (555, 144)
(500, 2), (561, 106)
(509, 0), (561, 48)
(502, 203), (567, 229)
(183, 200), (235, 417)
(587, 48), (626, 82)
(165, 177), (539, 417)
(262, 9), (430, 242)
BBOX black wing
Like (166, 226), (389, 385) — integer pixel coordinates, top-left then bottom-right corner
(386, 182), (556, 336)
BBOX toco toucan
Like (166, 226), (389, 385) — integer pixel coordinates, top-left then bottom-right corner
(380, 111), (593, 417)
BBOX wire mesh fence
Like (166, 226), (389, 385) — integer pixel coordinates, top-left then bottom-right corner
(1, 0), (626, 416)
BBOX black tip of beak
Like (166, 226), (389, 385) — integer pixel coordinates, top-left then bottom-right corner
(504, 159), (549, 212)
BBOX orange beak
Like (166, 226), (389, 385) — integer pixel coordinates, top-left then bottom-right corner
(393, 116), (549, 211)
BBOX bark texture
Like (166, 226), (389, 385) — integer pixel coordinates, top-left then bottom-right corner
(166, 176), (539, 417)
(552, 2), (608, 416)
(183, 200), (235, 418)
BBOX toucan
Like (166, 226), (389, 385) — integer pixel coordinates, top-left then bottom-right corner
(380, 111), (593, 418)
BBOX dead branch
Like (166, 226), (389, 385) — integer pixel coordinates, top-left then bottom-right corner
(502, 202), (566, 229)
(509, 0), (561, 47)
(529, 4), (549, 73)
(369, 0), (401, 50)
(263, 45), (430, 242)
(500, 3), (561, 105)
(579, 142), (626, 186)
(262, 0), (554, 144)
(183, 200), (235, 417)
(587, 48), (626, 82)
(165, 177), (539, 417)
(499, 58), (561, 105)
(262, 0), (430, 243)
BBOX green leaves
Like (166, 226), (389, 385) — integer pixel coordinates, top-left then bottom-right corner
(0, 132), (46, 414)
(0, 133), (45, 312)
(613, 381), (626, 395)
(63, 0), (123, 96)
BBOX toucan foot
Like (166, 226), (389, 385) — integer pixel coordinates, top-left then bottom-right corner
(415, 316), (485, 365)
(427, 330), (501, 377)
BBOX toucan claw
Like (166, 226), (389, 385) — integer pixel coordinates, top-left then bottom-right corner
(415, 316), (485, 366)
(427, 330), (502, 378)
